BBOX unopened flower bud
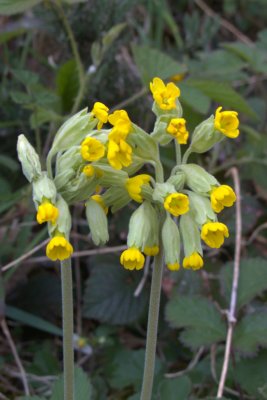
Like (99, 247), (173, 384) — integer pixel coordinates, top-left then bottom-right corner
(189, 115), (222, 154)
(180, 213), (203, 258)
(179, 164), (218, 194)
(32, 172), (57, 206)
(17, 134), (41, 182)
(187, 191), (216, 226)
(86, 196), (109, 246)
(162, 214), (180, 271)
(127, 201), (159, 252)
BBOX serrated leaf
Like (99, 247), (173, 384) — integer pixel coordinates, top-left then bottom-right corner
(158, 376), (192, 400)
(165, 295), (226, 349)
(50, 367), (93, 400)
(179, 82), (211, 114)
(234, 311), (267, 354)
(132, 45), (187, 86)
(186, 79), (257, 118)
(83, 257), (149, 325)
(220, 258), (267, 310)
(12, 68), (39, 86)
(234, 351), (267, 399)
(0, 0), (42, 15)
(107, 348), (163, 391)
(56, 59), (79, 113)
(10, 90), (31, 104)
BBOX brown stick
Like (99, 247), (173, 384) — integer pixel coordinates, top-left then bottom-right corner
(217, 167), (242, 398)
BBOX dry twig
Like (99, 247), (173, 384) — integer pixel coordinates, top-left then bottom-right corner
(217, 168), (242, 398)
(1, 319), (30, 395)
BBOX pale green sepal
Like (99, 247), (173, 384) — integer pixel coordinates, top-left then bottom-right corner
(103, 187), (130, 213)
(127, 201), (151, 251)
(189, 115), (222, 154)
(152, 182), (176, 203)
(162, 214), (180, 265)
(167, 171), (185, 191)
(187, 191), (217, 226)
(85, 199), (109, 246)
(123, 157), (144, 176)
(180, 212), (203, 257)
(152, 99), (183, 118)
(128, 124), (158, 161)
(32, 172), (57, 207)
(60, 173), (98, 204)
(179, 164), (219, 194)
(47, 108), (97, 170)
(95, 164), (128, 186)
(48, 195), (72, 239)
(17, 134), (42, 182)
(55, 146), (83, 177)
(150, 118), (172, 146)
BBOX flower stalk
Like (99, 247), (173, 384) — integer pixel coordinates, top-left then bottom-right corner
(61, 258), (74, 400)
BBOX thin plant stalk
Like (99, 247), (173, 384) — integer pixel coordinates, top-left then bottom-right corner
(61, 258), (74, 400)
(140, 244), (164, 400)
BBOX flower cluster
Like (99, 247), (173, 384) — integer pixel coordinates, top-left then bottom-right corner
(17, 76), (239, 270)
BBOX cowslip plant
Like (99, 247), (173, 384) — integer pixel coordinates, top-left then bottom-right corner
(17, 76), (239, 400)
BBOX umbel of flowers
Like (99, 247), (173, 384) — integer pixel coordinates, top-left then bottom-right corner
(17, 77), (238, 271)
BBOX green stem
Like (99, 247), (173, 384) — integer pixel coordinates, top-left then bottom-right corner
(140, 244), (164, 400)
(61, 258), (74, 400)
(182, 147), (192, 164)
(175, 140), (181, 165)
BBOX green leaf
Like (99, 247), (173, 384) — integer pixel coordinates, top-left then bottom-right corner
(186, 79), (257, 118)
(106, 348), (163, 391)
(234, 351), (267, 399)
(83, 256), (149, 325)
(158, 376), (192, 400)
(0, 0), (42, 15)
(12, 68), (39, 86)
(10, 90), (32, 104)
(220, 258), (267, 310)
(0, 27), (27, 44)
(234, 311), (267, 354)
(132, 45), (187, 86)
(165, 295), (226, 349)
(6, 306), (62, 336)
(179, 82), (211, 114)
(50, 367), (93, 400)
(20, 397), (45, 400)
(102, 22), (126, 52)
(56, 59), (79, 113)
(30, 108), (62, 129)
(0, 155), (19, 172)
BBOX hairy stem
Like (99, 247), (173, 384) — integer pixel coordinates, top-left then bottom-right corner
(61, 258), (74, 400)
(140, 245), (164, 400)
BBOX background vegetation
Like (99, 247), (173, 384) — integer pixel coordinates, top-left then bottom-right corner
(1, 0), (267, 399)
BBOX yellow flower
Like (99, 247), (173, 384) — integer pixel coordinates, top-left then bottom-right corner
(91, 194), (108, 214)
(171, 73), (185, 82)
(167, 118), (189, 144)
(183, 252), (203, 270)
(144, 246), (159, 256)
(167, 262), (180, 271)
(120, 247), (145, 270)
(83, 165), (95, 177)
(36, 201), (59, 224)
(164, 193), (189, 217)
(107, 139), (132, 170)
(46, 236), (73, 261)
(214, 106), (239, 138)
(108, 110), (131, 137)
(201, 222), (229, 248)
(210, 185), (236, 213)
(125, 174), (151, 203)
(81, 137), (105, 162)
(91, 102), (109, 130)
(150, 77), (180, 110)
